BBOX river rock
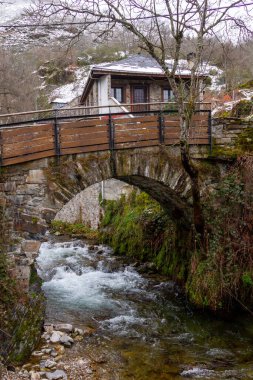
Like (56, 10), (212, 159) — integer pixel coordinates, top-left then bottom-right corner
(206, 348), (234, 360)
(31, 372), (41, 380)
(50, 331), (63, 343)
(54, 345), (65, 354)
(42, 348), (52, 354)
(32, 351), (44, 357)
(54, 323), (73, 333)
(74, 328), (84, 335)
(46, 370), (67, 380)
(44, 324), (54, 333)
(42, 333), (51, 340)
(44, 359), (57, 369)
(181, 367), (215, 378)
(60, 334), (74, 346)
(50, 349), (58, 357)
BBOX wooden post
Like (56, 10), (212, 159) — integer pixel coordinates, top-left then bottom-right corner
(158, 111), (165, 144)
(53, 116), (61, 158)
(109, 114), (115, 150)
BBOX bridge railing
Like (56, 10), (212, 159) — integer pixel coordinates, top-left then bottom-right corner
(0, 109), (211, 166)
(0, 102), (211, 126)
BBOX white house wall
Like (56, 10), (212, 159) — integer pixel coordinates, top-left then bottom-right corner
(98, 74), (111, 113)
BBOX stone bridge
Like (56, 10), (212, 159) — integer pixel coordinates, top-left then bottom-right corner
(0, 108), (251, 292)
(0, 145), (216, 238)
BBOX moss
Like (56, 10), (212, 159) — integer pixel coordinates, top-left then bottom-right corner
(51, 220), (99, 240)
(100, 191), (190, 281)
(7, 294), (45, 365)
(31, 217), (39, 225)
(238, 79), (253, 89)
(231, 100), (253, 118)
(211, 127), (253, 158)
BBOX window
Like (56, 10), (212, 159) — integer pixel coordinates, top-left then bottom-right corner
(163, 88), (174, 102)
(111, 87), (124, 103)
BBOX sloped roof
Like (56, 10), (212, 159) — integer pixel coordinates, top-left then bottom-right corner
(93, 54), (192, 76)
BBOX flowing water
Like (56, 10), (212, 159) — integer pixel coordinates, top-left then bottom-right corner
(37, 240), (253, 379)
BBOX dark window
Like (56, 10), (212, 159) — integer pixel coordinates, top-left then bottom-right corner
(163, 88), (174, 102)
(111, 87), (124, 102)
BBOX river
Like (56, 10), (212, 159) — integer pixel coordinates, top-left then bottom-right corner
(36, 239), (253, 380)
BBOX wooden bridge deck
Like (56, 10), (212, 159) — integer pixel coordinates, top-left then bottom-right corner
(0, 111), (211, 166)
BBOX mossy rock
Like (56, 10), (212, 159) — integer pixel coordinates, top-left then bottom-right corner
(7, 295), (45, 365)
(231, 100), (253, 118)
(238, 79), (253, 89)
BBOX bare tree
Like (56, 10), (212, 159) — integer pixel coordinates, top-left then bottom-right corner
(29, 0), (252, 251)
(0, 49), (40, 114)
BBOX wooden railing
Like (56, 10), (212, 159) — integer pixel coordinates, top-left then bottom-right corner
(0, 110), (211, 166)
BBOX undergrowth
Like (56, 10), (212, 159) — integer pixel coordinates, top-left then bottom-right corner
(51, 220), (99, 240)
(100, 191), (188, 280)
(187, 156), (253, 312)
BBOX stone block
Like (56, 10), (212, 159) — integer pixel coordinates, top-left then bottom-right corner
(0, 197), (7, 207)
(3, 181), (16, 192)
(21, 240), (41, 254)
(16, 184), (43, 196)
(26, 169), (46, 184)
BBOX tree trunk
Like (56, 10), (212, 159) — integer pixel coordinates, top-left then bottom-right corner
(180, 116), (206, 253)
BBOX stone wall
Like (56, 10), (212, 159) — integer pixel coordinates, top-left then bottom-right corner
(54, 179), (133, 229)
(212, 117), (253, 146)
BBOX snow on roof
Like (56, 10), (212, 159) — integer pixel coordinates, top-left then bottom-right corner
(50, 68), (89, 104)
(92, 54), (209, 76)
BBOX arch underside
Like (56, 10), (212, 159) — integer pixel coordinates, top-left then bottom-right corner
(116, 175), (192, 225)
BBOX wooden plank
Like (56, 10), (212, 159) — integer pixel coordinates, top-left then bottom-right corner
(115, 139), (159, 150)
(61, 144), (109, 156)
(2, 129), (53, 144)
(164, 139), (180, 145)
(115, 128), (158, 138)
(61, 132), (108, 143)
(2, 149), (55, 166)
(114, 115), (158, 124)
(2, 142), (54, 159)
(60, 125), (108, 136)
(115, 134), (158, 144)
(1, 123), (53, 138)
(60, 118), (108, 129)
(115, 123), (158, 132)
(61, 136), (109, 148)
(3, 136), (54, 151)
(164, 126), (180, 132)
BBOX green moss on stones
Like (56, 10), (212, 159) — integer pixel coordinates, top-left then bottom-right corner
(51, 220), (99, 240)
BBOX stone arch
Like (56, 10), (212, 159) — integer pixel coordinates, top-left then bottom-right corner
(0, 146), (205, 237)
(46, 147), (193, 227)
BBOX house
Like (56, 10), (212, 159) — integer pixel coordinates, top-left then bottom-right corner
(79, 54), (208, 114)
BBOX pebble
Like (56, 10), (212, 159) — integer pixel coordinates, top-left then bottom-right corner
(44, 325), (54, 334)
(30, 372), (41, 380)
(54, 324), (73, 333)
(46, 369), (67, 380)
(59, 334), (74, 347)
(32, 351), (44, 358)
(50, 332), (62, 344)
(74, 328), (84, 336)
(44, 360), (57, 369)
(206, 348), (234, 359)
(42, 348), (52, 354)
(55, 345), (65, 355)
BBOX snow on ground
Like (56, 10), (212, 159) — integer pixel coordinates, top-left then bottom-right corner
(49, 68), (89, 104)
